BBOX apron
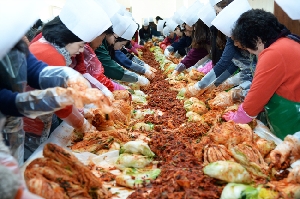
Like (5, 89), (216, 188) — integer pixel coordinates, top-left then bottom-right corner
(0, 50), (27, 165)
(265, 93), (300, 140)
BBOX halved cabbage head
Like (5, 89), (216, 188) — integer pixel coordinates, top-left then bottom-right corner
(121, 141), (155, 157)
(116, 153), (153, 169)
(203, 161), (252, 184)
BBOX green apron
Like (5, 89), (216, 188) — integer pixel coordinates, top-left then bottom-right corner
(264, 93), (300, 140)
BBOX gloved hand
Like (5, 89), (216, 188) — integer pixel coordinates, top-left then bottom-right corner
(16, 87), (77, 119)
(112, 81), (126, 90)
(197, 60), (213, 74)
(175, 63), (186, 73)
(185, 83), (203, 98)
(164, 48), (171, 57)
(101, 87), (114, 101)
(209, 89), (243, 108)
(218, 73), (241, 91)
(39, 66), (91, 90)
(171, 70), (180, 77)
(222, 103), (254, 123)
(136, 76), (150, 87)
(144, 69), (155, 80)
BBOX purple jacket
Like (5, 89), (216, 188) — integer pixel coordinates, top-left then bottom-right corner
(181, 47), (208, 68)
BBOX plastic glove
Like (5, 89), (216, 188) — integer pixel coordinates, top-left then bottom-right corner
(39, 66), (91, 90)
(164, 48), (170, 57)
(197, 60), (213, 74)
(222, 103), (254, 123)
(101, 87), (114, 101)
(15, 87), (77, 119)
(185, 83), (203, 98)
(144, 69), (155, 80)
(136, 76), (150, 87)
(218, 73), (241, 91)
(112, 81), (126, 90)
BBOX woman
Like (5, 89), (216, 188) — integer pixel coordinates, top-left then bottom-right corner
(185, 0), (256, 99)
(172, 19), (211, 75)
(113, 37), (155, 79)
(139, 19), (152, 45)
(223, 9), (300, 139)
(160, 26), (180, 51)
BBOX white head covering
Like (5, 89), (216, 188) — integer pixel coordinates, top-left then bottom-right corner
(172, 6), (187, 25)
(198, 3), (216, 27)
(181, 1), (204, 26)
(157, 19), (165, 32)
(275, 0), (300, 20)
(60, 0), (112, 42)
(0, 0), (44, 59)
(111, 14), (131, 37)
(210, 0), (222, 7)
(143, 18), (149, 26)
(121, 17), (138, 40)
(211, 0), (251, 37)
(162, 26), (172, 37)
(118, 4), (126, 16)
(166, 19), (178, 31)
(124, 11), (132, 18)
(94, 0), (120, 18)
(149, 17), (154, 22)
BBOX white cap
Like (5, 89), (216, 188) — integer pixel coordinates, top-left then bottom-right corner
(143, 18), (149, 26)
(157, 19), (165, 31)
(121, 17), (138, 40)
(162, 26), (172, 37)
(0, 0), (44, 59)
(59, 0), (112, 42)
(111, 14), (131, 37)
(118, 4), (126, 16)
(173, 6), (187, 25)
(211, 0), (251, 37)
(210, 0), (222, 7)
(124, 11), (132, 18)
(166, 19), (178, 31)
(181, 1), (204, 26)
(275, 0), (300, 20)
(94, 0), (120, 18)
(149, 17), (154, 22)
(198, 3), (216, 27)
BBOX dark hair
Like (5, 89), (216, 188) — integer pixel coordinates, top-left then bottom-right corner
(210, 26), (226, 65)
(149, 22), (157, 30)
(42, 16), (82, 47)
(104, 26), (114, 35)
(33, 19), (43, 29)
(232, 9), (285, 50)
(216, 0), (234, 9)
(191, 19), (211, 50)
(156, 16), (163, 21)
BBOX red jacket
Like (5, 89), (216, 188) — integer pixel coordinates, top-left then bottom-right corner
(160, 35), (179, 51)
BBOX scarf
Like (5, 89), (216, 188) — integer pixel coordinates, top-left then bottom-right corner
(265, 27), (300, 48)
(51, 42), (72, 66)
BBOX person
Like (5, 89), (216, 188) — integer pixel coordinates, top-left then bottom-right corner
(172, 19), (211, 75)
(160, 21), (180, 51)
(25, 19), (43, 42)
(26, 0), (111, 155)
(95, 14), (150, 87)
(113, 20), (155, 80)
(184, 0), (256, 99)
(149, 17), (161, 37)
(139, 18), (152, 45)
(223, 9), (300, 139)
(156, 16), (163, 24)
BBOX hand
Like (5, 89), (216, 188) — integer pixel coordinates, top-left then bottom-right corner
(137, 76), (150, 87)
(144, 70), (155, 80)
(210, 91), (233, 108)
(222, 103), (253, 123)
(101, 87), (115, 101)
(185, 84), (202, 98)
(164, 49), (170, 57)
(171, 70), (180, 77)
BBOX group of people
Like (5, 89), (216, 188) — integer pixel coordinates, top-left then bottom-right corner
(146, 0), (300, 141)
(0, 0), (300, 198)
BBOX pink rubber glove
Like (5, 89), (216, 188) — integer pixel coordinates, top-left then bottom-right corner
(112, 81), (126, 90)
(197, 61), (213, 74)
(222, 103), (253, 123)
(133, 42), (143, 49)
(128, 47), (139, 55)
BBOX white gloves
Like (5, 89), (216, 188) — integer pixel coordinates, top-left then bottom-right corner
(136, 75), (150, 87)
(185, 83), (202, 98)
(144, 63), (150, 70)
(164, 48), (170, 57)
(101, 87), (114, 101)
(144, 69), (155, 80)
